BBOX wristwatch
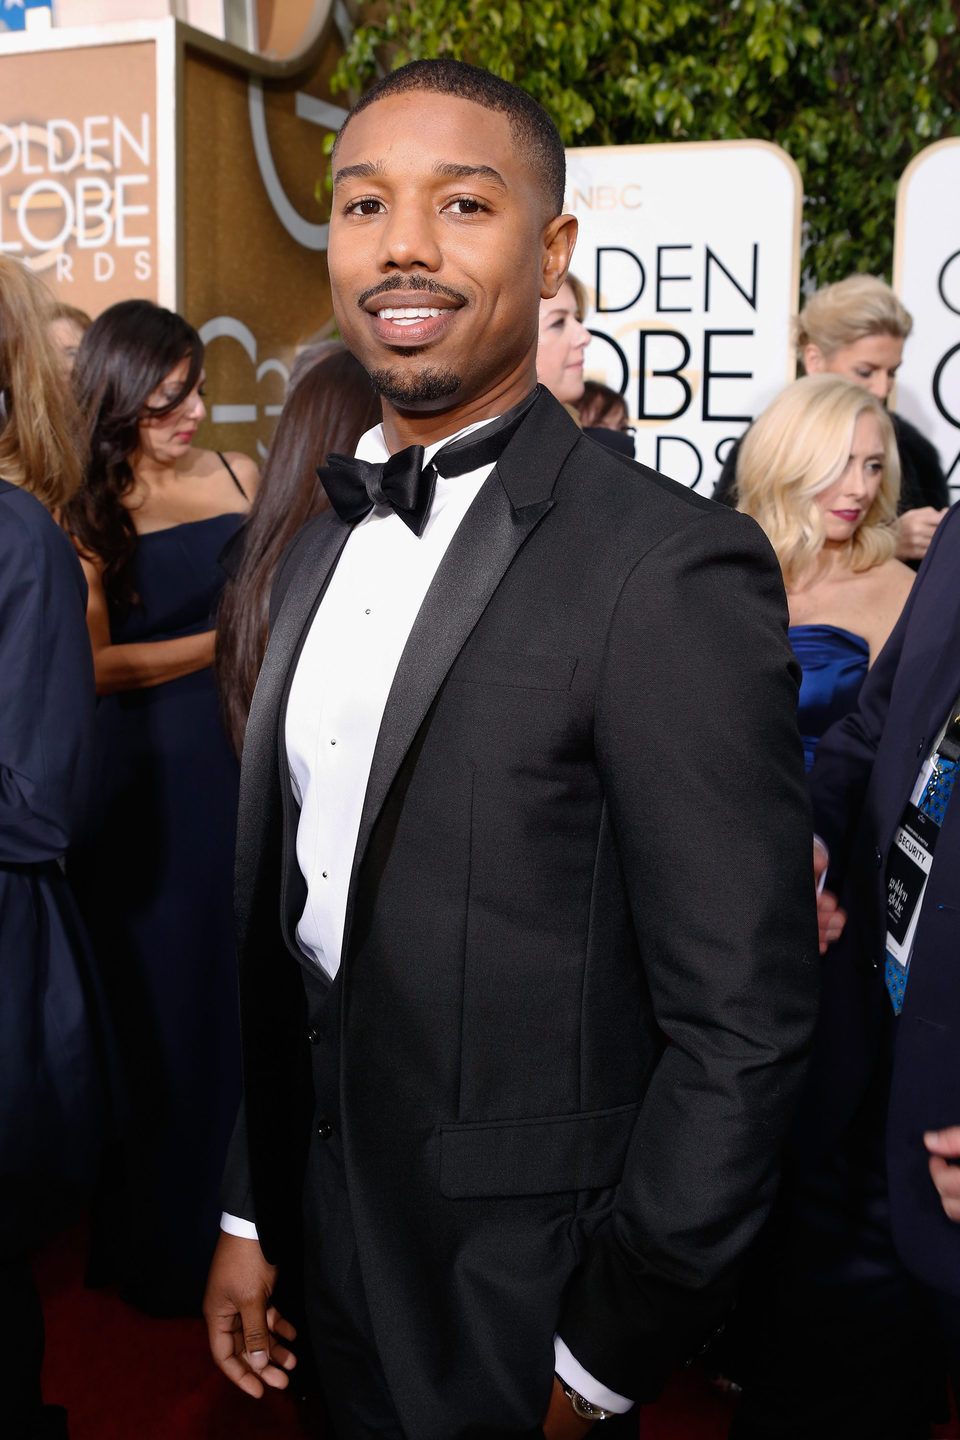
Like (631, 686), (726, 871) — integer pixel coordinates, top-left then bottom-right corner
(558, 1377), (615, 1421)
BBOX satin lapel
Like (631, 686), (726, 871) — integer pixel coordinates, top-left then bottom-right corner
(347, 392), (582, 906)
(235, 514), (351, 948)
(347, 474), (549, 896)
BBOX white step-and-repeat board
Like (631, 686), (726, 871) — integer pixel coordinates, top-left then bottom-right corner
(894, 137), (960, 501)
(566, 141), (802, 495)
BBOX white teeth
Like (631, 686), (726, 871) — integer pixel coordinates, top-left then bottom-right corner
(377, 306), (444, 321)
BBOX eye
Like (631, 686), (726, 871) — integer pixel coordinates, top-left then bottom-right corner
(854, 367), (874, 378)
(443, 196), (488, 215)
(345, 196), (385, 216)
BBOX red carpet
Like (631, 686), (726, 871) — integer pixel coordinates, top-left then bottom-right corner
(37, 1217), (957, 1439)
(35, 1221), (307, 1440)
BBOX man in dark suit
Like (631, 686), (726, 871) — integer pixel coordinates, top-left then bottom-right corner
(203, 60), (818, 1439)
(730, 501), (960, 1440)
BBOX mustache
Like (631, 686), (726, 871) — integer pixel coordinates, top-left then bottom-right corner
(357, 276), (468, 307)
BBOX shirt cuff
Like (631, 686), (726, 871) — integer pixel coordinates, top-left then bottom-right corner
(553, 1335), (634, 1414)
(220, 1211), (260, 1240)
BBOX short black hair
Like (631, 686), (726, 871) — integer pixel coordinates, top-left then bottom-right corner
(333, 59), (566, 217)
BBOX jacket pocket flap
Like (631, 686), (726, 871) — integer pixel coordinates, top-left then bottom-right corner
(439, 1103), (640, 1198)
(450, 649), (578, 691)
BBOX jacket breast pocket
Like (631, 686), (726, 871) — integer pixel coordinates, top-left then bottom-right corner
(449, 649), (578, 692)
(438, 1103), (640, 1198)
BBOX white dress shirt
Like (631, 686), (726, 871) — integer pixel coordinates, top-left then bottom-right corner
(221, 414), (631, 1414)
(286, 420), (490, 979)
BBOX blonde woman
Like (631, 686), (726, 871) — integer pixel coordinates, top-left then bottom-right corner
(716, 274), (948, 564)
(736, 374), (913, 770)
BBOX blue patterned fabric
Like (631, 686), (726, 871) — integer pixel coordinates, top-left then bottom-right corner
(885, 755), (958, 1015)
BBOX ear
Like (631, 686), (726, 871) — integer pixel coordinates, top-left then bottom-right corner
(541, 214), (579, 300)
(803, 343), (825, 376)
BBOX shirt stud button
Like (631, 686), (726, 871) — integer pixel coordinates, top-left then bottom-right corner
(322, 870), (329, 879)
(365, 608), (371, 615)
(330, 738), (337, 746)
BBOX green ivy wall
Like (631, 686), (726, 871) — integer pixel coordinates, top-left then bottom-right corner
(334, 0), (960, 287)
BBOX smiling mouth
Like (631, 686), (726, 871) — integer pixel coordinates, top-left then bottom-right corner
(364, 296), (461, 349)
(376, 306), (446, 325)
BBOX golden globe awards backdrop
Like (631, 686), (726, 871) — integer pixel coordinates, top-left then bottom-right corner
(1, 19), (807, 482)
(0, 28), (164, 310)
(567, 141), (802, 494)
(894, 136), (960, 500)
(0, 8), (345, 459)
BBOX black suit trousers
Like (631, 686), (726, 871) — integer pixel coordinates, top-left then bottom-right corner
(299, 967), (639, 1440)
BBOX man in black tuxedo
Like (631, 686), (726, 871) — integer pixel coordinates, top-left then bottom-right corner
(203, 59), (818, 1439)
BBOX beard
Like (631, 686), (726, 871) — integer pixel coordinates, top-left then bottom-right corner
(368, 364), (462, 406)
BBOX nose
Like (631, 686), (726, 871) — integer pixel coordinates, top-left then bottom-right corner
(573, 318), (590, 351)
(842, 466), (867, 501)
(376, 195), (443, 273)
(866, 372), (892, 401)
(188, 390), (206, 422)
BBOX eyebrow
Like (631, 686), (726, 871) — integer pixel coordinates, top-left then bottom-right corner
(332, 160), (385, 188)
(332, 159), (508, 190)
(432, 162), (507, 189)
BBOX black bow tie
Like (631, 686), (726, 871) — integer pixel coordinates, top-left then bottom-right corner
(318, 389), (538, 537)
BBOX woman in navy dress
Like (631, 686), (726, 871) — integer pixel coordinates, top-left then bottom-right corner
(66, 300), (258, 1315)
(735, 375), (914, 769)
(0, 256), (106, 1437)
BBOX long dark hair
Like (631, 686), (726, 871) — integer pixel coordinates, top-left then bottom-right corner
(216, 347), (380, 756)
(64, 300), (204, 615)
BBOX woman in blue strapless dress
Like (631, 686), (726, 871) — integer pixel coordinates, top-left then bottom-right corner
(66, 301), (258, 1315)
(718, 374), (917, 1437)
(736, 375), (914, 770)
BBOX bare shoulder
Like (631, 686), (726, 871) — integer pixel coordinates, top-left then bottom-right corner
(869, 556), (914, 610)
(186, 445), (259, 507)
(861, 557), (914, 663)
(221, 450), (260, 501)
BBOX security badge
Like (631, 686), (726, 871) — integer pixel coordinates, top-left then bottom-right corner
(886, 700), (960, 973)
(886, 801), (938, 969)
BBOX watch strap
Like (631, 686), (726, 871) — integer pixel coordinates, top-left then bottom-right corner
(557, 1376), (615, 1421)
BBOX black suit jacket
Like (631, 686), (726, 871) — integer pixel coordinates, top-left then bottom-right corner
(224, 392), (818, 1436)
(803, 501), (960, 1296)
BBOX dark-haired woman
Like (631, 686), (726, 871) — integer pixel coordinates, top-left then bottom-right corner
(66, 299), (258, 1315)
(217, 344), (379, 755)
